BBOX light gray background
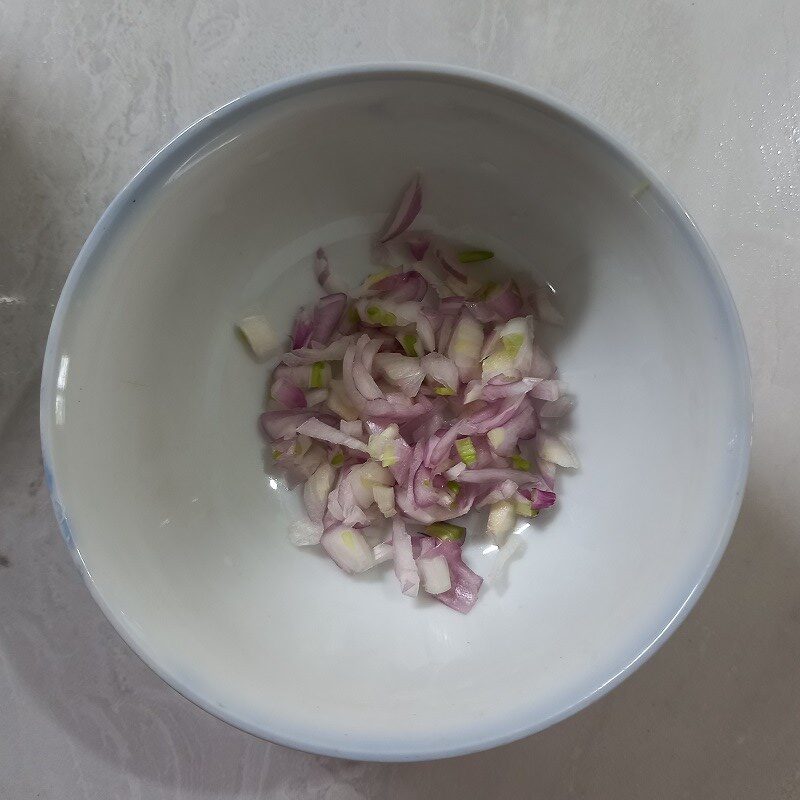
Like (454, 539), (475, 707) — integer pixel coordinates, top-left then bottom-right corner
(1, 1), (798, 798)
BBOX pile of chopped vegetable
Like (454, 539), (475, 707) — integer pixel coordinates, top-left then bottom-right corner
(238, 176), (578, 613)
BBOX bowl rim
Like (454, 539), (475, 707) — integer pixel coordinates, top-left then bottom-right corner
(40, 62), (753, 761)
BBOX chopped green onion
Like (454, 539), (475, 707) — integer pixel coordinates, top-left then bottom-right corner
(366, 305), (381, 321)
(434, 386), (455, 396)
(401, 333), (418, 357)
(382, 311), (397, 326)
(309, 361), (326, 389)
(425, 522), (466, 542)
(458, 249), (494, 263)
(511, 453), (531, 471)
(456, 437), (477, 466)
(446, 480), (460, 496)
(330, 451), (345, 467)
(272, 449), (281, 460)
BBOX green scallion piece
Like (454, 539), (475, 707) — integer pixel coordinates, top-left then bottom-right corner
(455, 436), (477, 466)
(271, 449), (282, 460)
(511, 453), (531, 471)
(401, 333), (418, 356)
(446, 480), (460, 496)
(425, 522), (467, 542)
(330, 451), (345, 467)
(434, 386), (455, 396)
(309, 361), (325, 389)
(381, 311), (397, 326)
(458, 249), (494, 263)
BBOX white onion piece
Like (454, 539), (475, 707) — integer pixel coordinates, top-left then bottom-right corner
(463, 380), (483, 404)
(353, 362), (384, 400)
(416, 311), (437, 352)
(281, 335), (356, 366)
(481, 350), (516, 382)
(482, 316), (534, 380)
(359, 460), (393, 487)
(303, 463), (335, 524)
(305, 388), (329, 406)
(326, 379), (359, 422)
(347, 461), (392, 509)
(321, 527), (375, 573)
(374, 353), (425, 397)
(288, 519), (323, 546)
(348, 469), (375, 509)
(421, 352), (459, 393)
(392, 518), (419, 597)
(373, 485), (396, 517)
(297, 417), (368, 452)
(237, 315), (279, 360)
(537, 432), (580, 469)
(444, 462), (466, 480)
(367, 424), (401, 466)
(419, 554), (451, 595)
(339, 419), (363, 437)
(487, 427), (506, 450)
(487, 499), (517, 544)
(447, 313), (483, 381)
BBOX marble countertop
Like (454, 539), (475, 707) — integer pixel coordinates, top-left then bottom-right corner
(2, 1), (798, 797)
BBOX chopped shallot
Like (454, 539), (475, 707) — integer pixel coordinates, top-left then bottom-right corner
(237, 315), (280, 360)
(250, 176), (576, 612)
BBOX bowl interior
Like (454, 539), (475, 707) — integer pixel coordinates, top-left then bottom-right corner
(42, 70), (750, 759)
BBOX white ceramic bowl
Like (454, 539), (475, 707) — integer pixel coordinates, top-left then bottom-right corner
(41, 65), (751, 761)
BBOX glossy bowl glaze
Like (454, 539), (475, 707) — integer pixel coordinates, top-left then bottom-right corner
(41, 65), (751, 761)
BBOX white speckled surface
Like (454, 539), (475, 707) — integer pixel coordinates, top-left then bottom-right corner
(0, 1), (797, 797)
